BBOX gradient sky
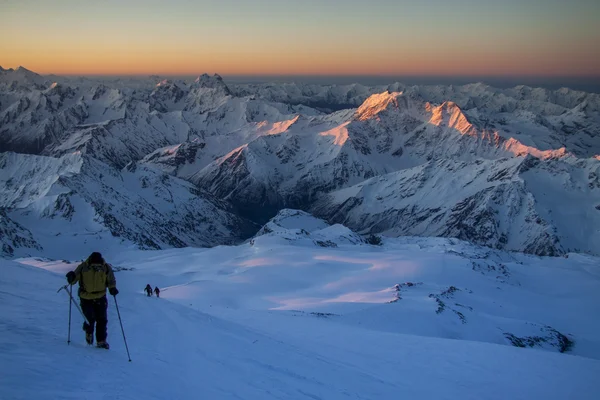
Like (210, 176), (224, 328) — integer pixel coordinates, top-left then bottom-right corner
(1, 0), (599, 76)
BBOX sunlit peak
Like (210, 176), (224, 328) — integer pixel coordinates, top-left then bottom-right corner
(355, 91), (403, 121)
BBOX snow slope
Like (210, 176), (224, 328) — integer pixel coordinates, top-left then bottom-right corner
(1, 213), (600, 399)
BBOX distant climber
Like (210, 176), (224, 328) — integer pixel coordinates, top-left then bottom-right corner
(145, 284), (152, 297)
(65, 251), (118, 349)
(154, 286), (160, 298)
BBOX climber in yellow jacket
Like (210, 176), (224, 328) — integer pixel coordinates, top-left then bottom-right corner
(66, 252), (118, 349)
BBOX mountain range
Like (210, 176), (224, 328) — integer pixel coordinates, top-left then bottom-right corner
(1, 66), (599, 258)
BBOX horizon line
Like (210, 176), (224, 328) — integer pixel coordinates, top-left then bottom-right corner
(2, 66), (600, 80)
(40, 73), (600, 80)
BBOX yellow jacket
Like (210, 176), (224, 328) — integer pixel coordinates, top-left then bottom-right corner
(72, 258), (117, 300)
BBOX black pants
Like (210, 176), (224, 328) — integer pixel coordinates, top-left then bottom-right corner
(81, 296), (108, 343)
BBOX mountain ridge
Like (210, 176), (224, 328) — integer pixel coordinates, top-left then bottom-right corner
(1, 67), (599, 257)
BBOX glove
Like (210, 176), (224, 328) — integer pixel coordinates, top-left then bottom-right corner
(109, 287), (119, 296)
(66, 271), (76, 284)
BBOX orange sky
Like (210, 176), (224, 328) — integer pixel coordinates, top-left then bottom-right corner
(1, 0), (599, 76)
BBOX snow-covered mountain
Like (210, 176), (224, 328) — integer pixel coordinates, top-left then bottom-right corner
(185, 91), (600, 255)
(230, 81), (381, 112)
(1, 66), (599, 256)
(0, 208), (41, 257)
(233, 81), (600, 158)
(312, 155), (600, 256)
(252, 209), (364, 247)
(0, 151), (256, 258)
(0, 69), (319, 170)
(0, 66), (51, 92)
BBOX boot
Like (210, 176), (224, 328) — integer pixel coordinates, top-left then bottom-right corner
(96, 341), (110, 349)
(86, 332), (93, 345)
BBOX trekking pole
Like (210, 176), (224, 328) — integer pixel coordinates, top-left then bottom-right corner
(67, 285), (73, 344)
(113, 295), (132, 362)
(57, 285), (90, 325)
